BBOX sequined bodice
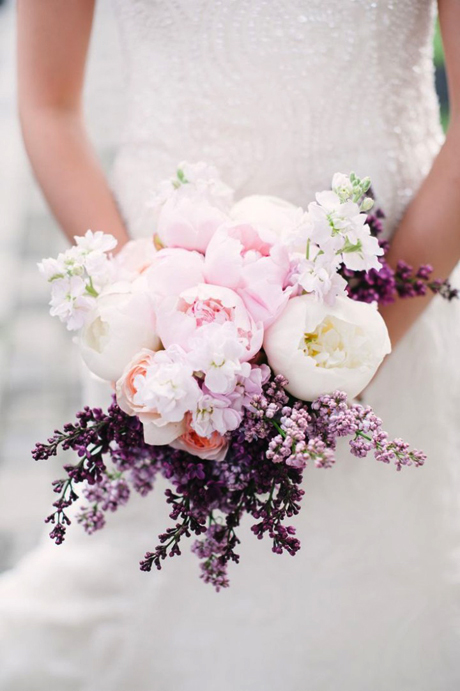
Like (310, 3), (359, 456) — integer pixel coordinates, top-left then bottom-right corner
(111, 0), (443, 237)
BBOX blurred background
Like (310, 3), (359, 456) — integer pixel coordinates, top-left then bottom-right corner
(0, 0), (124, 571)
(0, 1), (451, 574)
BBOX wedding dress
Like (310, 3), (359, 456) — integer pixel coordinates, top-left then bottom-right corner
(1, 1), (459, 689)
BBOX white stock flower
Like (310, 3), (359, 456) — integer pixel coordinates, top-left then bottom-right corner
(188, 322), (251, 394)
(264, 293), (391, 401)
(179, 161), (234, 210)
(308, 191), (364, 249)
(151, 161), (234, 226)
(40, 230), (119, 331)
(39, 247), (85, 282)
(80, 287), (160, 382)
(133, 345), (201, 424)
(339, 229), (383, 272)
(296, 254), (348, 304)
(83, 251), (115, 288)
(331, 173), (354, 201)
(307, 190), (383, 273)
(49, 276), (96, 331)
(116, 346), (202, 445)
(75, 230), (118, 254)
(38, 257), (65, 281)
(191, 392), (242, 437)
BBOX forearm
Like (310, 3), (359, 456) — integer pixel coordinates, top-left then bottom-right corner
(380, 121), (460, 346)
(17, 0), (128, 251)
(20, 106), (129, 249)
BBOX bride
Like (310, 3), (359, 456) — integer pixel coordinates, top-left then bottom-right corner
(1, 1), (459, 689)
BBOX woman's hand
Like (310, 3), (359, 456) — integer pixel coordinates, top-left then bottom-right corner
(17, 0), (129, 250)
(379, 0), (460, 347)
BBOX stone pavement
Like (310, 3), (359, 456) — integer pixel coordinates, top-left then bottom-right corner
(0, 0), (123, 572)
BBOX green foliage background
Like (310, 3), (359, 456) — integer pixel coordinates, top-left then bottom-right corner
(434, 22), (449, 131)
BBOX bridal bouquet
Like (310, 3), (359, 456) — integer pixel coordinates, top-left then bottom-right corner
(34, 163), (453, 589)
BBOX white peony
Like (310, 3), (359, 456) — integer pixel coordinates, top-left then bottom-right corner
(80, 288), (160, 382)
(230, 195), (305, 240)
(263, 294), (391, 401)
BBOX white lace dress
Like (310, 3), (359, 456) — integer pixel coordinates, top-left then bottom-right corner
(1, 1), (460, 689)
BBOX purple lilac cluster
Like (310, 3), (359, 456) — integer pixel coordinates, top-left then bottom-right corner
(77, 476), (130, 534)
(139, 428), (305, 590)
(33, 377), (425, 590)
(33, 403), (152, 544)
(311, 393), (425, 470)
(343, 209), (458, 304)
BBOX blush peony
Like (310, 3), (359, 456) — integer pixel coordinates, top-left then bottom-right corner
(156, 197), (229, 253)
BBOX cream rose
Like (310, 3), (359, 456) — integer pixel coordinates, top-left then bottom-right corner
(263, 294), (391, 401)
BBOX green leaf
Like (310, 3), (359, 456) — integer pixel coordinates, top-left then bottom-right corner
(341, 237), (363, 254)
(177, 168), (189, 184)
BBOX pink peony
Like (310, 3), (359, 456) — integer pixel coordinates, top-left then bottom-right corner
(204, 222), (292, 326)
(142, 247), (205, 298)
(156, 197), (229, 253)
(155, 283), (264, 361)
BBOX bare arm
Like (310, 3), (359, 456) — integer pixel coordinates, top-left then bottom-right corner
(17, 0), (129, 249)
(379, 0), (460, 346)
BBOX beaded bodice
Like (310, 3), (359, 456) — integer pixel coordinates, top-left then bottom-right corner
(111, 0), (443, 237)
